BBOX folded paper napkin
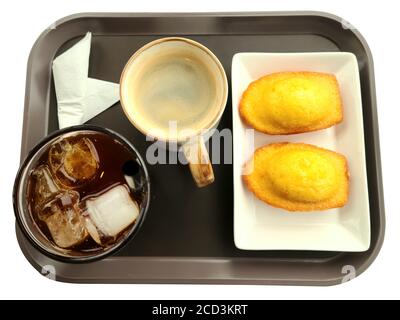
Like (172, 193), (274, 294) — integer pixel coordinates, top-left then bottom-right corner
(52, 32), (120, 129)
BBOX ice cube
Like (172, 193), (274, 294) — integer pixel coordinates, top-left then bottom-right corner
(49, 137), (99, 188)
(40, 190), (88, 248)
(31, 165), (60, 211)
(84, 185), (139, 244)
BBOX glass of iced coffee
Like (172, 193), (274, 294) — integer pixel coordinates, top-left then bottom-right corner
(13, 125), (150, 262)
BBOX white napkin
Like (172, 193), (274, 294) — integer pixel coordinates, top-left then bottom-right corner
(52, 32), (120, 129)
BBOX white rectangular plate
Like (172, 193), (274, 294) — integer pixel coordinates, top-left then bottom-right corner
(232, 52), (370, 252)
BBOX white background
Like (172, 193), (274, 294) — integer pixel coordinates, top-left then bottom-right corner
(0, 0), (397, 300)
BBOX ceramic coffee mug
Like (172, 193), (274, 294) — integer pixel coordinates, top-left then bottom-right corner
(120, 37), (228, 187)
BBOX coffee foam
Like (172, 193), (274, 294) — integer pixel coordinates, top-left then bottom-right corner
(121, 40), (226, 141)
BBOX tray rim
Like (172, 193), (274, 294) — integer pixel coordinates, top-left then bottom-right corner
(17, 10), (385, 286)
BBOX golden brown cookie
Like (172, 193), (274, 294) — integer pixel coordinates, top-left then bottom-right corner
(239, 72), (343, 134)
(243, 143), (349, 211)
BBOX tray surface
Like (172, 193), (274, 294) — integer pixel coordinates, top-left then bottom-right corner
(17, 12), (385, 285)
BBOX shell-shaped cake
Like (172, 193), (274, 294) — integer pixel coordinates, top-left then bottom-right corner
(239, 72), (343, 134)
(243, 143), (349, 211)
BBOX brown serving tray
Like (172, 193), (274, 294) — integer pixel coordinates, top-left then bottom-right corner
(17, 12), (385, 285)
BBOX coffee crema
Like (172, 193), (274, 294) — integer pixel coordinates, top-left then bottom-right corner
(121, 39), (226, 141)
(133, 53), (217, 136)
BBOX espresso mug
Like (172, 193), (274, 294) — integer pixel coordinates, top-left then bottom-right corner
(120, 37), (228, 187)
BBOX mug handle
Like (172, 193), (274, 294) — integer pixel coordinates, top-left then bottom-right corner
(182, 135), (214, 187)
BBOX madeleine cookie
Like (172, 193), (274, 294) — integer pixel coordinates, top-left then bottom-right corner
(239, 72), (343, 134)
(243, 143), (349, 211)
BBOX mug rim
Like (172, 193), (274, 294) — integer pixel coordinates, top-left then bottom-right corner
(119, 37), (229, 143)
(12, 124), (151, 264)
